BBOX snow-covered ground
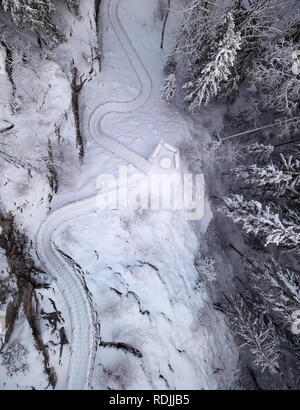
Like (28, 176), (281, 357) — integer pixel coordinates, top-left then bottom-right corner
(0, 0), (99, 389)
(0, 0), (238, 389)
(54, 0), (237, 390)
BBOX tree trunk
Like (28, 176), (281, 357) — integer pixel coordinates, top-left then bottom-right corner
(160, 0), (171, 49)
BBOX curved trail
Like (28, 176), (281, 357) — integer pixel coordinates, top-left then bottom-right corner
(36, 0), (154, 389)
(89, 0), (152, 173)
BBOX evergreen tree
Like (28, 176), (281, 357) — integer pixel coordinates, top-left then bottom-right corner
(243, 143), (274, 161)
(1, 0), (66, 48)
(231, 154), (300, 199)
(279, 154), (300, 197)
(219, 194), (300, 253)
(194, 254), (217, 282)
(219, 0), (285, 98)
(183, 12), (241, 111)
(231, 163), (292, 190)
(249, 40), (300, 124)
(225, 294), (280, 375)
(65, 0), (80, 17)
(165, 0), (287, 106)
(171, 0), (219, 80)
(161, 73), (176, 103)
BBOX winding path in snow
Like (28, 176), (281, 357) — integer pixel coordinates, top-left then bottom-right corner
(89, 0), (153, 173)
(36, 0), (154, 389)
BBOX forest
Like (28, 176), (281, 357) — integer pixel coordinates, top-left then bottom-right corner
(162, 0), (299, 390)
(0, 0), (299, 391)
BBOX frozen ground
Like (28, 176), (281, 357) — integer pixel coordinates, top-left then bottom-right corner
(0, 0), (238, 389)
(54, 0), (238, 390)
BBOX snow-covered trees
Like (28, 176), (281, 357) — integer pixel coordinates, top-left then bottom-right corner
(172, 0), (220, 79)
(161, 73), (176, 103)
(231, 153), (300, 200)
(161, 0), (226, 107)
(174, 1), (300, 388)
(246, 258), (300, 326)
(183, 12), (241, 111)
(220, 194), (300, 253)
(1, 340), (29, 376)
(232, 163), (291, 188)
(65, 0), (80, 17)
(220, 139), (300, 254)
(1, 0), (65, 48)
(162, 0), (297, 115)
(222, 255), (300, 383)
(218, 130), (300, 387)
(248, 40), (300, 123)
(0, 0), (81, 48)
(225, 295), (280, 375)
(279, 154), (300, 198)
(243, 143), (274, 161)
(231, 163), (291, 193)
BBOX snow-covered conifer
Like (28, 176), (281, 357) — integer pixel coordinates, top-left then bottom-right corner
(249, 41), (300, 121)
(161, 73), (177, 103)
(219, 194), (300, 253)
(195, 255), (217, 282)
(225, 295), (280, 375)
(183, 12), (241, 111)
(169, 0), (287, 105)
(65, 0), (80, 17)
(173, 0), (219, 79)
(1, 0), (65, 48)
(231, 163), (292, 189)
(246, 258), (300, 325)
(243, 143), (274, 161)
